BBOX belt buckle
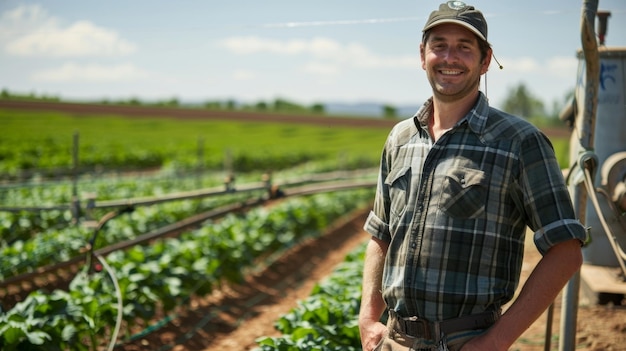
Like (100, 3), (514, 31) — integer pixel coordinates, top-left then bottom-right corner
(402, 316), (432, 340)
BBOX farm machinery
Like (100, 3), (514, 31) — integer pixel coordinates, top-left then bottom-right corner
(558, 0), (626, 349)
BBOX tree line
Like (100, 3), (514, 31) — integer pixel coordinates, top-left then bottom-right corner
(1, 84), (572, 122)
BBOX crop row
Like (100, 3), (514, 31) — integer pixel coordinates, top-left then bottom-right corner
(256, 242), (367, 350)
(0, 190), (256, 280)
(0, 189), (373, 350)
(1, 166), (288, 246)
(0, 166), (376, 279)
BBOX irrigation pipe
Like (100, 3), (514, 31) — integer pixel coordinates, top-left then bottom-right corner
(114, 278), (218, 348)
(95, 253), (123, 351)
(0, 168), (375, 214)
(0, 198), (264, 289)
(582, 166), (626, 277)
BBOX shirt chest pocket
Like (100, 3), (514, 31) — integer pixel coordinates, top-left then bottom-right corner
(439, 167), (489, 219)
(384, 166), (411, 225)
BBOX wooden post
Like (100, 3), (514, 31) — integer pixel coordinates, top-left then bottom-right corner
(71, 131), (81, 223)
(559, 1), (600, 350)
(197, 136), (204, 187)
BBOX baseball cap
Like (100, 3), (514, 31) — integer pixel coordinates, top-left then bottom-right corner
(423, 1), (488, 42)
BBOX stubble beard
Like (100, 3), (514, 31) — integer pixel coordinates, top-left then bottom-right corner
(427, 64), (481, 103)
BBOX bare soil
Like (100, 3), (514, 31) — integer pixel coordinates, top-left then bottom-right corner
(509, 234), (626, 351)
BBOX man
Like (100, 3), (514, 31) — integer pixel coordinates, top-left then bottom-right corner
(358, 2), (587, 351)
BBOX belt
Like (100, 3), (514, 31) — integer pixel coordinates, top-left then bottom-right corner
(388, 309), (499, 341)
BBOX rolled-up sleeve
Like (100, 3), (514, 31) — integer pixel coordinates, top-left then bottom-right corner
(533, 219), (587, 255)
(364, 210), (390, 242)
(518, 132), (587, 255)
(364, 136), (393, 243)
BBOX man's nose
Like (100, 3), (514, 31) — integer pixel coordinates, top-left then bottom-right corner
(442, 47), (459, 61)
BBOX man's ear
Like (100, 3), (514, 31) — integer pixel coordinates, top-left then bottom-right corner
(420, 42), (426, 70)
(481, 48), (493, 74)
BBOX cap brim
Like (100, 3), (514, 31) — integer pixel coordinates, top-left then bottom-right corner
(423, 19), (487, 42)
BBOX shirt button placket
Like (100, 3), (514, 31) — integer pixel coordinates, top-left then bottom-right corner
(411, 204), (423, 251)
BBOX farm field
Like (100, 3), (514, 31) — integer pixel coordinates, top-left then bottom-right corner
(2, 100), (622, 351)
(0, 103), (393, 180)
(0, 99), (572, 178)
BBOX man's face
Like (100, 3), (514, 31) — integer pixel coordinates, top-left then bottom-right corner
(420, 23), (491, 102)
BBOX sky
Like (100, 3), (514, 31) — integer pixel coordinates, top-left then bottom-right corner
(1, 0), (625, 111)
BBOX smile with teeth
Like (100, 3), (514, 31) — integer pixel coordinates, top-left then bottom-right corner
(440, 69), (463, 75)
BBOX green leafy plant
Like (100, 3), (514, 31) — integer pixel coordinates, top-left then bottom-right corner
(256, 244), (366, 351)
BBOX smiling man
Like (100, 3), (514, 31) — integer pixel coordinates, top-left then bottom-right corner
(358, 2), (587, 351)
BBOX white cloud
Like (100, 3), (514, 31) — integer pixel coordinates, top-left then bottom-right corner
(32, 63), (148, 82)
(499, 56), (539, 73)
(1, 5), (136, 57)
(498, 55), (578, 78)
(220, 36), (340, 56)
(306, 37), (344, 57)
(547, 56), (579, 78)
(303, 62), (339, 75)
(0, 5), (55, 41)
(232, 69), (255, 80)
(219, 36), (417, 70)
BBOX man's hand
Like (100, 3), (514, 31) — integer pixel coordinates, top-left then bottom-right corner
(359, 318), (387, 351)
(459, 332), (504, 351)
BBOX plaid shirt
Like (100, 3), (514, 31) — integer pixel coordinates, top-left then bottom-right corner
(364, 93), (586, 322)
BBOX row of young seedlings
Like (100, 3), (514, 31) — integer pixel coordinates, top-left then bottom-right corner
(0, 189), (372, 351)
(255, 242), (367, 351)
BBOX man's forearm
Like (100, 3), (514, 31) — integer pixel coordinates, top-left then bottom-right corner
(359, 237), (389, 351)
(360, 237), (388, 323)
(483, 239), (583, 350)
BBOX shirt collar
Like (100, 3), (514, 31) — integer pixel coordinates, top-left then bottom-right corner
(413, 92), (491, 137)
